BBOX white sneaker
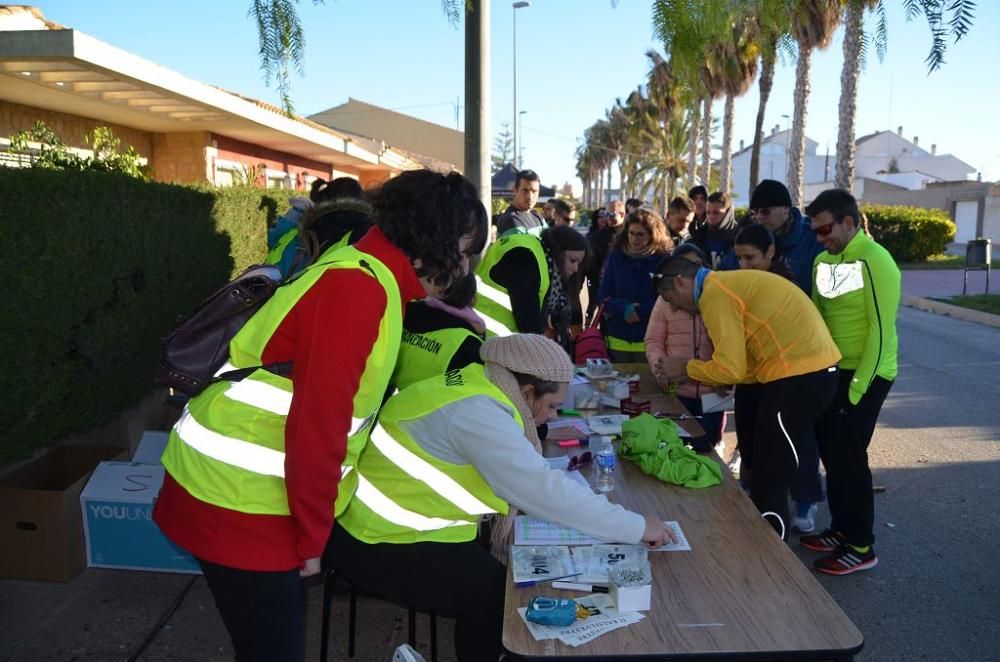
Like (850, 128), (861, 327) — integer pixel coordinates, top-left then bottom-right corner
(727, 450), (741, 478)
(791, 503), (818, 534)
(392, 644), (426, 662)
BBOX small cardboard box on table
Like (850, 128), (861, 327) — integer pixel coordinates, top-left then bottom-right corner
(0, 445), (125, 582)
(81, 430), (199, 574)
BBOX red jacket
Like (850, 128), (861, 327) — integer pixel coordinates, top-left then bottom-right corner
(154, 227), (424, 571)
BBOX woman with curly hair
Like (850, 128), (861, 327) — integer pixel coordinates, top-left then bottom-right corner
(154, 169), (487, 662)
(597, 207), (673, 362)
(474, 224), (587, 351)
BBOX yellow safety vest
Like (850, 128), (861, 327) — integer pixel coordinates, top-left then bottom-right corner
(162, 245), (402, 517)
(392, 326), (482, 391)
(474, 233), (549, 337)
(338, 364), (518, 544)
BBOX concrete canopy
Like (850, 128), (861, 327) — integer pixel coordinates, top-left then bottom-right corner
(0, 28), (418, 174)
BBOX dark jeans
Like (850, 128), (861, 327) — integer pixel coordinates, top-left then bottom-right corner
(815, 369), (893, 548)
(747, 367), (838, 539)
(197, 558), (305, 662)
(678, 395), (726, 453)
(324, 523), (506, 662)
(734, 383), (823, 503)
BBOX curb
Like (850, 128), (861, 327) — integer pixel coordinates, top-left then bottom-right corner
(901, 295), (1000, 330)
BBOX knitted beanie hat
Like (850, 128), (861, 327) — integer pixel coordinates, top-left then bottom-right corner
(749, 179), (793, 210)
(480, 334), (574, 384)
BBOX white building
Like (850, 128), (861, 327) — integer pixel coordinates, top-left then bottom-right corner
(732, 125), (975, 207)
(730, 125), (830, 206)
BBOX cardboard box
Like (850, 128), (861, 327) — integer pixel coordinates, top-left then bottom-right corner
(0, 445), (125, 582)
(132, 430), (169, 465)
(81, 461), (199, 574)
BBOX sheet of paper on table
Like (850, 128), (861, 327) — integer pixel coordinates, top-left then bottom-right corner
(510, 545), (577, 584)
(516, 593), (645, 646)
(547, 419), (592, 440)
(514, 517), (691, 551)
(514, 516), (612, 546)
(544, 458), (594, 491)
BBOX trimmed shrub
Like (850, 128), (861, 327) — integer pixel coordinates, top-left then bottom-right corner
(0, 168), (295, 462)
(862, 204), (955, 262)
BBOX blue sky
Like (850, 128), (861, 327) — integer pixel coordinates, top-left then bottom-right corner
(34, 1), (1000, 191)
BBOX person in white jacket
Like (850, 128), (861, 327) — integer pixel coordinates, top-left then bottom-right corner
(324, 334), (674, 662)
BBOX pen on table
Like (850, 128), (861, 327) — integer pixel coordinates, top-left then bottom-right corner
(514, 573), (582, 588)
(551, 581), (610, 593)
(558, 408), (580, 416)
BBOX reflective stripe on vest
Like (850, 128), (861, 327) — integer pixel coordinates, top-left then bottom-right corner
(338, 364), (518, 544)
(162, 245), (402, 517)
(355, 475), (470, 532)
(606, 336), (646, 353)
(368, 425), (496, 514)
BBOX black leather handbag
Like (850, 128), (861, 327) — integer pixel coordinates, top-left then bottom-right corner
(156, 264), (291, 396)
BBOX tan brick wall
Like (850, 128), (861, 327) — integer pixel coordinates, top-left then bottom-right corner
(0, 100), (152, 156)
(150, 132), (212, 184)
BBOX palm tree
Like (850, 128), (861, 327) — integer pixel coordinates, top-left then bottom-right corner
(834, 0), (976, 189)
(652, 0), (732, 189)
(747, 0), (794, 192)
(713, 14), (760, 193)
(786, 0), (842, 208)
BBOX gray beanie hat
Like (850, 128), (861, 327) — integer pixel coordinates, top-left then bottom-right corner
(480, 334), (574, 383)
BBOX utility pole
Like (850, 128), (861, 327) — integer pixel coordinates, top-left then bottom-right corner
(465, 0), (491, 231)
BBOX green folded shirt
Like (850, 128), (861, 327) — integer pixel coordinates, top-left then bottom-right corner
(620, 414), (723, 488)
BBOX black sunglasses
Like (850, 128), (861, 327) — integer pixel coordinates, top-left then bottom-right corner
(568, 452), (593, 471)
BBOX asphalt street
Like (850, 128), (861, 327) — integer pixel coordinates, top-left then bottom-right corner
(786, 306), (1000, 662)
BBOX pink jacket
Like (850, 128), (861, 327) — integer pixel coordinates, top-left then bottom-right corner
(644, 298), (715, 400)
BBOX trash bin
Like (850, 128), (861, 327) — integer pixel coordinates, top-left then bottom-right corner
(963, 238), (992, 295)
(966, 238), (992, 267)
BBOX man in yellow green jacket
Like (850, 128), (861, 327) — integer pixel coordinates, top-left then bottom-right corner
(656, 257), (841, 539)
(801, 189), (900, 576)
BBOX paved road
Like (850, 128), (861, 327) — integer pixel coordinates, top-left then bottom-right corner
(786, 306), (1000, 662)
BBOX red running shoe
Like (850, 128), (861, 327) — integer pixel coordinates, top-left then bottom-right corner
(814, 545), (878, 576)
(800, 529), (846, 553)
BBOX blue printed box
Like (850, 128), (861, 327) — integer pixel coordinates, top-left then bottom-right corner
(80, 462), (199, 574)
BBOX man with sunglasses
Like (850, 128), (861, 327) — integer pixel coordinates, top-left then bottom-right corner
(800, 189), (900, 577)
(746, 179), (824, 295)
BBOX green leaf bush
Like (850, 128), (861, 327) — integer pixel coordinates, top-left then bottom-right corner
(862, 204), (956, 262)
(0, 168), (295, 462)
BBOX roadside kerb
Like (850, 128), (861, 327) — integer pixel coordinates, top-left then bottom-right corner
(901, 295), (1000, 330)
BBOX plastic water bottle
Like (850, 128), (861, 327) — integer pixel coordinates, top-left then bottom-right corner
(595, 436), (616, 493)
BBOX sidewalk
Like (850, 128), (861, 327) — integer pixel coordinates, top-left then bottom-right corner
(900, 269), (1000, 329)
(901, 268), (991, 299)
(0, 568), (456, 662)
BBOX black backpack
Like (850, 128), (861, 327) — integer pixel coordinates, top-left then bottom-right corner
(156, 264), (292, 396)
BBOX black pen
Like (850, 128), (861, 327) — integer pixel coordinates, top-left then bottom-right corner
(551, 581), (610, 593)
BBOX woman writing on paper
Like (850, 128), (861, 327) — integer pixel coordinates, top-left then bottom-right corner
(325, 334), (675, 662)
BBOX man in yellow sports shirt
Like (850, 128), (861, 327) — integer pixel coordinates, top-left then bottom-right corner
(656, 255), (841, 539)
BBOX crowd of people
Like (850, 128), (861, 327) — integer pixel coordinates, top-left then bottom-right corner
(152, 167), (899, 662)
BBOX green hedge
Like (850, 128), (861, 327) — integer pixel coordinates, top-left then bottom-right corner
(0, 169), (295, 462)
(862, 204), (955, 262)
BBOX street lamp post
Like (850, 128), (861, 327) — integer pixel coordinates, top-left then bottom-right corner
(512, 1), (529, 170)
(518, 109), (526, 167)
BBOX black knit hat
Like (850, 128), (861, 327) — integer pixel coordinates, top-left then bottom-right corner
(750, 179), (792, 209)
